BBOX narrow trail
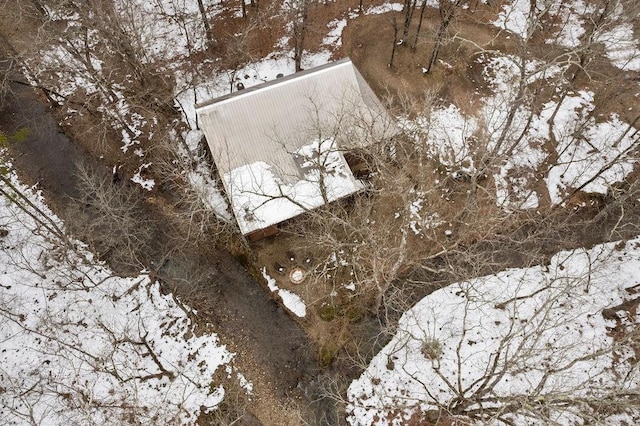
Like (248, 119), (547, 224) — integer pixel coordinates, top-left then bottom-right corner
(190, 249), (318, 424)
(1, 72), (320, 426)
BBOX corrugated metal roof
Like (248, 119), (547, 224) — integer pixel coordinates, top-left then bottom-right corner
(195, 58), (395, 235)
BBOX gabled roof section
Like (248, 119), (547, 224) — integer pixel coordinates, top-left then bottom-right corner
(196, 58), (396, 236)
(196, 58), (353, 109)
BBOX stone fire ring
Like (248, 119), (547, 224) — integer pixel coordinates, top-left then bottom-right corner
(289, 267), (307, 284)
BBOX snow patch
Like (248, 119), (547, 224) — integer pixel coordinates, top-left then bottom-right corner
(597, 22), (640, 71)
(365, 3), (404, 15)
(400, 104), (478, 174)
(493, 0), (532, 38)
(323, 19), (348, 47)
(187, 169), (232, 221)
(131, 162), (155, 191)
(261, 268), (306, 317)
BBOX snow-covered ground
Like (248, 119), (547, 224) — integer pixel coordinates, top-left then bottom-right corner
(403, 50), (638, 213)
(481, 54), (638, 208)
(495, 0), (640, 71)
(0, 170), (238, 424)
(399, 104), (478, 175)
(347, 237), (640, 425)
(482, 0), (640, 207)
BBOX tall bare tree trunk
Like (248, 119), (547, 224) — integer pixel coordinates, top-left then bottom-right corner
(196, 0), (214, 48)
(292, 0), (309, 72)
(402, 0), (417, 42)
(412, 0), (428, 49)
(424, 0), (461, 74)
(389, 16), (400, 68)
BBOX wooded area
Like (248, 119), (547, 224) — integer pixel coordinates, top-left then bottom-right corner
(1, 0), (639, 424)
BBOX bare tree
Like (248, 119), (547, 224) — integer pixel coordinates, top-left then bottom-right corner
(196, 0), (214, 47)
(411, 0), (428, 49)
(69, 160), (154, 271)
(240, 0), (247, 18)
(546, 0), (639, 123)
(348, 242), (640, 424)
(152, 133), (238, 246)
(286, 0), (310, 72)
(389, 16), (400, 68)
(424, 0), (465, 74)
(217, 14), (264, 94)
(401, 0), (417, 42)
(0, 57), (14, 109)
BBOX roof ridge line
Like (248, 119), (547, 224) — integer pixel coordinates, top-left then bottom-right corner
(195, 57), (353, 111)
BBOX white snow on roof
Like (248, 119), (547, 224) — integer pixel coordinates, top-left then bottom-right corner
(225, 138), (364, 235)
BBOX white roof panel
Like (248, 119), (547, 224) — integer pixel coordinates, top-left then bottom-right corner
(196, 58), (395, 235)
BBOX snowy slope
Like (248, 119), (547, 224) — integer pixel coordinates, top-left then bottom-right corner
(0, 172), (235, 425)
(348, 238), (640, 425)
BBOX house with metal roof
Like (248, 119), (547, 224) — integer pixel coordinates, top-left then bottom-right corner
(196, 58), (395, 241)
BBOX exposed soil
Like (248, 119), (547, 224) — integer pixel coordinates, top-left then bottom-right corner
(1, 80), (85, 206)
